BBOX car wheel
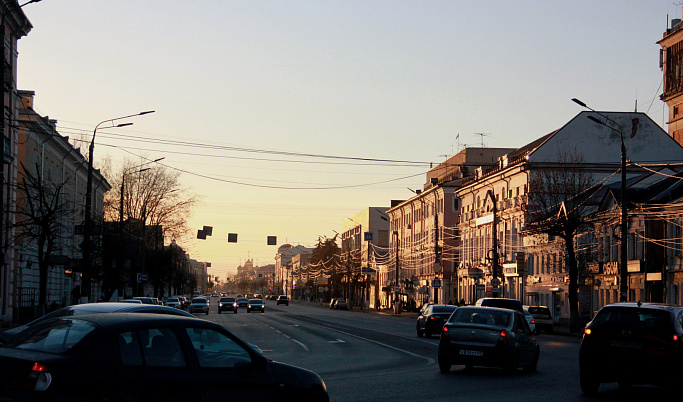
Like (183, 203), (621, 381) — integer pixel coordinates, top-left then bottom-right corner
(525, 350), (539, 373)
(425, 330), (431, 338)
(580, 369), (600, 395)
(438, 357), (451, 373)
(234, 310), (237, 314)
(505, 353), (519, 375)
(417, 324), (424, 337)
(247, 310), (250, 313)
(206, 311), (209, 315)
(218, 309), (221, 314)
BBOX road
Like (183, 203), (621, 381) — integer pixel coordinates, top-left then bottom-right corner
(203, 298), (670, 401)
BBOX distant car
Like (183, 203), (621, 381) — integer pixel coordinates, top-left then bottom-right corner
(522, 308), (536, 334)
(579, 302), (683, 395)
(218, 297), (238, 314)
(416, 304), (458, 338)
(189, 297), (210, 315)
(247, 299), (265, 313)
(0, 302), (194, 345)
(164, 297), (181, 309)
(277, 295), (289, 306)
(0, 313), (329, 401)
(177, 296), (189, 308)
(330, 298), (347, 310)
(475, 297), (523, 312)
(438, 306), (540, 374)
(121, 299), (143, 304)
(526, 305), (553, 333)
(236, 297), (250, 308)
(132, 297), (157, 305)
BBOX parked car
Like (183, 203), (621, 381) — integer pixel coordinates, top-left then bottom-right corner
(526, 305), (553, 333)
(236, 297), (250, 308)
(579, 302), (683, 395)
(0, 313), (329, 401)
(330, 298), (347, 310)
(277, 295), (289, 306)
(416, 304), (458, 338)
(247, 299), (265, 313)
(189, 297), (210, 315)
(438, 306), (540, 374)
(522, 308), (537, 334)
(218, 297), (238, 314)
(164, 297), (181, 309)
(0, 302), (194, 345)
(132, 297), (157, 305)
(475, 297), (523, 312)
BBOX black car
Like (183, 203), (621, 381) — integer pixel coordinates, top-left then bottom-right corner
(277, 295), (289, 306)
(218, 297), (238, 314)
(579, 302), (683, 395)
(416, 304), (457, 338)
(0, 313), (329, 401)
(236, 297), (250, 308)
(0, 302), (194, 346)
(438, 306), (539, 374)
(247, 299), (265, 313)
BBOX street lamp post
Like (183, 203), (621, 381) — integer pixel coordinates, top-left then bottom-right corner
(572, 98), (630, 302)
(0, 0), (41, 314)
(81, 111), (154, 303)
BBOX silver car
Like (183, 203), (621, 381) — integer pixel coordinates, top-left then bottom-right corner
(189, 297), (210, 315)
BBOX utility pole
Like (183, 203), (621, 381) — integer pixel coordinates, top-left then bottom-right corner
(486, 189), (500, 297)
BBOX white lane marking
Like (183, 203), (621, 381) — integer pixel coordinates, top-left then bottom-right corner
(292, 339), (309, 351)
(282, 334), (291, 339)
(328, 339), (345, 343)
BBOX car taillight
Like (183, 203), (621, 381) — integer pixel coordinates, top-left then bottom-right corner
(25, 362), (51, 392)
(497, 329), (509, 345)
(530, 319), (535, 324)
(440, 326), (449, 341)
(584, 328), (592, 336)
(429, 316), (435, 320)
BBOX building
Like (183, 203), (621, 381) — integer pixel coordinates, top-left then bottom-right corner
(275, 244), (312, 297)
(455, 111), (683, 325)
(341, 207), (390, 308)
(659, 9), (683, 144)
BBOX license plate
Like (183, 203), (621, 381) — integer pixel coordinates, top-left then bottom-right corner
(611, 340), (642, 349)
(459, 350), (483, 356)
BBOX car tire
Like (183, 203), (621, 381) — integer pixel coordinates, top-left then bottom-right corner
(417, 324), (424, 337)
(438, 357), (451, 373)
(505, 353), (519, 375)
(234, 310), (237, 314)
(525, 350), (539, 373)
(218, 309), (221, 314)
(580, 370), (600, 395)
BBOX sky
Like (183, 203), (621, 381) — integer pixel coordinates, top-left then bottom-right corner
(15, 0), (679, 280)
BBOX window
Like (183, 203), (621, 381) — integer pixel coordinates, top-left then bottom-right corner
(12, 319), (95, 354)
(186, 327), (251, 368)
(139, 328), (185, 367)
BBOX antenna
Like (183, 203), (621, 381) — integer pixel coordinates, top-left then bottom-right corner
(473, 133), (493, 148)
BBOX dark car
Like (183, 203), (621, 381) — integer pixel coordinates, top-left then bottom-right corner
(475, 297), (523, 312)
(579, 302), (683, 395)
(132, 297), (157, 305)
(330, 298), (347, 310)
(416, 304), (458, 338)
(277, 295), (289, 306)
(236, 297), (250, 308)
(438, 306), (540, 374)
(0, 313), (329, 401)
(0, 302), (194, 346)
(247, 299), (265, 313)
(218, 297), (238, 314)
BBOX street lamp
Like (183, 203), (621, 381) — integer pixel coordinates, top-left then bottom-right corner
(572, 98), (629, 302)
(81, 111), (154, 303)
(0, 0), (42, 309)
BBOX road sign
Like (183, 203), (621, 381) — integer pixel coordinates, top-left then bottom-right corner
(491, 278), (501, 287)
(432, 279), (442, 288)
(137, 273), (148, 283)
(364, 232), (373, 241)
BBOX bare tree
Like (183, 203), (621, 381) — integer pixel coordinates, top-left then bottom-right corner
(13, 163), (70, 314)
(525, 148), (597, 333)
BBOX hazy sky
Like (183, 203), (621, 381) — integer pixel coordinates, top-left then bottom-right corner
(16, 1), (678, 279)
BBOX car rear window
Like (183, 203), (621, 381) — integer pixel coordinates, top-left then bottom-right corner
(450, 308), (511, 327)
(192, 298), (206, 303)
(528, 307), (551, 316)
(8, 319), (95, 354)
(432, 305), (457, 314)
(592, 307), (673, 331)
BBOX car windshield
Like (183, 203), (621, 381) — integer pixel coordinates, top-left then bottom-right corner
(449, 308), (511, 327)
(167, 298), (178, 302)
(237, 298), (248, 302)
(528, 307), (550, 315)
(249, 299), (263, 304)
(191, 298), (206, 303)
(5, 319), (95, 354)
(221, 298), (235, 302)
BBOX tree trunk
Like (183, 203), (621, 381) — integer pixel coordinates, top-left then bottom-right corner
(564, 232), (580, 333)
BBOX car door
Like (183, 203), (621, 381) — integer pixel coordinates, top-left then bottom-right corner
(512, 312), (537, 364)
(184, 326), (279, 401)
(116, 327), (198, 402)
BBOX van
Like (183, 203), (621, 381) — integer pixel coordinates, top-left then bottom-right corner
(474, 297), (523, 312)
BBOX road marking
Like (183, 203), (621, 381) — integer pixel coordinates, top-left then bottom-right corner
(282, 334), (291, 339)
(328, 339), (345, 343)
(291, 339), (309, 351)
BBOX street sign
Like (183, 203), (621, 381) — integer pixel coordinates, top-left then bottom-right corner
(432, 278), (442, 288)
(433, 262), (442, 273)
(491, 278), (501, 287)
(364, 232), (373, 241)
(137, 273), (148, 283)
(394, 285), (400, 294)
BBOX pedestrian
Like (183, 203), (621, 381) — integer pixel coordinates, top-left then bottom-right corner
(459, 298), (466, 306)
(376, 298), (381, 311)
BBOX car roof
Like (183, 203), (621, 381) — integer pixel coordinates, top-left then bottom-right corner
(601, 302), (683, 312)
(53, 312), (214, 329)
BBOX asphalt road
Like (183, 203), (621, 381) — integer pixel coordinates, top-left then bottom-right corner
(203, 298), (672, 401)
